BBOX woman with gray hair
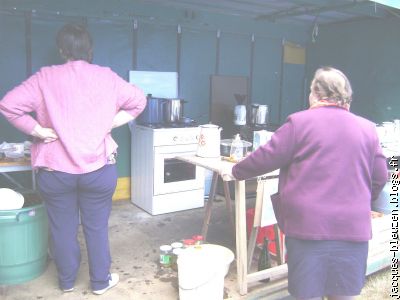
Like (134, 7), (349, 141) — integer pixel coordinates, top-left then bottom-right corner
(222, 67), (387, 300)
(309, 67), (353, 109)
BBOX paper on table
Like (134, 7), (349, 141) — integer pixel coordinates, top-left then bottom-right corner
(260, 178), (279, 227)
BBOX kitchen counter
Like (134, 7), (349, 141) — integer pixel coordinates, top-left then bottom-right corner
(0, 158), (30, 169)
(0, 158), (36, 190)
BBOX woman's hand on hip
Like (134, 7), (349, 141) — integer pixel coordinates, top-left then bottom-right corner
(31, 124), (58, 143)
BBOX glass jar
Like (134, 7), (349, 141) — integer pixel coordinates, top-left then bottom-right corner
(159, 245), (172, 268)
(171, 248), (184, 271)
(182, 239), (195, 248)
(192, 235), (204, 245)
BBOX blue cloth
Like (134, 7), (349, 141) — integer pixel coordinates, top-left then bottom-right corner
(285, 237), (368, 298)
(37, 164), (117, 290)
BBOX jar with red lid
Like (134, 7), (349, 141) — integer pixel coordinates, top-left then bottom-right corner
(192, 235), (204, 245)
(182, 239), (195, 248)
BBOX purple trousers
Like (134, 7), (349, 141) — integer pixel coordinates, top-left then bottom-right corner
(37, 164), (117, 290)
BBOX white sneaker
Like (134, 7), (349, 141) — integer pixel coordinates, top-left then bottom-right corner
(62, 288), (74, 293)
(92, 273), (119, 295)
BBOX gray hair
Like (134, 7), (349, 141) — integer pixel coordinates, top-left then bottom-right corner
(310, 67), (353, 106)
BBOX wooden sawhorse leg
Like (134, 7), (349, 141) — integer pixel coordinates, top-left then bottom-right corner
(247, 180), (265, 269)
(201, 171), (219, 241)
(222, 180), (235, 240)
(201, 172), (236, 242)
(274, 224), (285, 265)
(235, 180), (248, 295)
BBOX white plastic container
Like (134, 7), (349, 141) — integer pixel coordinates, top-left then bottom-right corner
(253, 130), (274, 151)
(177, 244), (234, 300)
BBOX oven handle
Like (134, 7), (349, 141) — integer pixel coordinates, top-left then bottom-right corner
(155, 152), (197, 160)
(154, 145), (197, 155)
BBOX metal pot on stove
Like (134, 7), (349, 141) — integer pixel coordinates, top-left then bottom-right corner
(163, 99), (186, 123)
(137, 94), (165, 125)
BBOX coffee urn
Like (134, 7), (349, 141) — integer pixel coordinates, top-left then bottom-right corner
(249, 104), (269, 127)
(233, 94), (247, 126)
(239, 103), (270, 143)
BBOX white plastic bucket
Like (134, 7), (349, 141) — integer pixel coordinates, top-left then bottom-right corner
(177, 244), (234, 300)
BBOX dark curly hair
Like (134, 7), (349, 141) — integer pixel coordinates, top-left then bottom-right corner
(56, 23), (92, 63)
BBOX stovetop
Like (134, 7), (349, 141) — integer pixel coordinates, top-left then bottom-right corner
(134, 123), (200, 146)
(138, 120), (198, 129)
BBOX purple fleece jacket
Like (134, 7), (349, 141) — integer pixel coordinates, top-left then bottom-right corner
(232, 106), (388, 241)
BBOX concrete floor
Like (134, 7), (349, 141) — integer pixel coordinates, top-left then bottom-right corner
(0, 196), (291, 300)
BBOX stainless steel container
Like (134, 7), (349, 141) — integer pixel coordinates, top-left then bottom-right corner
(137, 95), (165, 125)
(220, 139), (252, 157)
(163, 99), (184, 123)
(250, 104), (269, 125)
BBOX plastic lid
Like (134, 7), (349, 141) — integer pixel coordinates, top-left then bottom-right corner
(192, 235), (204, 241)
(160, 245), (172, 251)
(171, 242), (183, 249)
(183, 239), (195, 246)
(0, 188), (25, 210)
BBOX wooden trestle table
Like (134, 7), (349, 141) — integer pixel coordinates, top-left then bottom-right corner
(176, 155), (287, 295)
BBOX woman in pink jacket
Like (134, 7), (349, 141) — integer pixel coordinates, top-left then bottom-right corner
(0, 24), (146, 295)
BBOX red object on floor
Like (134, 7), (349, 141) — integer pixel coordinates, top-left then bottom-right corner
(246, 208), (284, 256)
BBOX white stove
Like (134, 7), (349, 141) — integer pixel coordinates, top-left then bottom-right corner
(131, 124), (204, 215)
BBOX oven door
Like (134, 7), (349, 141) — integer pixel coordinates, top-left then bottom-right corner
(153, 144), (204, 195)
